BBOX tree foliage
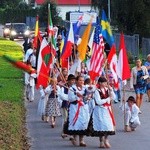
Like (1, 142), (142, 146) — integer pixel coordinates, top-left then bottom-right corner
(0, 0), (61, 27)
(37, 1), (62, 26)
(0, 0), (21, 8)
(92, 0), (150, 37)
(91, 0), (108, 16)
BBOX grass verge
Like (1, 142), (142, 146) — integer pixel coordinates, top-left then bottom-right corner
(0, 38), (29, 150)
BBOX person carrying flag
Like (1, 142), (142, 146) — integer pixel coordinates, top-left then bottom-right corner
(87, 77), (116, 148)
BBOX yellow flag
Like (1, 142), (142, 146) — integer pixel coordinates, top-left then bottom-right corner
(78, 19), (92, 61)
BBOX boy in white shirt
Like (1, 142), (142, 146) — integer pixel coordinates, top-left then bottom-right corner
(120, 96), (141, 132)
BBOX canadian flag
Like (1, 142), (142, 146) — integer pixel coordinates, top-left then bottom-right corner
(107, 45), (119, 90)
(117, 33), (131, 83)
(36, 38), (52, 89)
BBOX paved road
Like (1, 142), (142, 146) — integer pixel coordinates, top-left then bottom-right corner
(25, 85), (150, 150)
(1, 34), (150, 149)
(1, 23), (149, 150)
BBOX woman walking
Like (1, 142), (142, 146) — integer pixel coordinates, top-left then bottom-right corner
(130, 58), (149, 110)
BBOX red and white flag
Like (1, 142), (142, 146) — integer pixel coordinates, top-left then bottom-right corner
(36, 38), (52, 89)
(107, 45), (119, 90)
(117, 33), (131, 83)
(61, 23), (74, 60)
(89, 23), (105, 81)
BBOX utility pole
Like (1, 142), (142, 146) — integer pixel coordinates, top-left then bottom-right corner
(78, 0), (81, 11)
(108, 0), (111, 21)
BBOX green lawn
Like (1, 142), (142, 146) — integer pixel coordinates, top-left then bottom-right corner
(0, 38), (29, 150)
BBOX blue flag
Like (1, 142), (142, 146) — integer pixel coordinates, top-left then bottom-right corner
(73, 15), (83, 43)
(101, 10), (114, 47)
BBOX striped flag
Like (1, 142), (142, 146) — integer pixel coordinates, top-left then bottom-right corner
(61, 23), (74, 60)
(89, 23), (105, 81)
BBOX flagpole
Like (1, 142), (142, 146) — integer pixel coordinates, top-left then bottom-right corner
(54, 62), (67, 85)
(122, 83), (126, 131)
(78, 0), (81, 11)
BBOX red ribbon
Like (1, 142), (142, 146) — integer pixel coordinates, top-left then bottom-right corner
(72, 100), (84, 126)
(103, 102), (116, 126)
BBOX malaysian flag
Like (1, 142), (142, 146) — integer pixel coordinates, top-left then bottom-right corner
(89, 22), (105, 81)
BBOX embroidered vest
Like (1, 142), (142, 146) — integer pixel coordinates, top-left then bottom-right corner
(98, 88), (109, 99)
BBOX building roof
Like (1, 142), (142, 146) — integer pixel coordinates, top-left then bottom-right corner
(35, 0), (45, 5)
(35, 0), (91, 5)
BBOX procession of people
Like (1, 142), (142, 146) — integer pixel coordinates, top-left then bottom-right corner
(20, 8), (150, 148)
(22, 29), (150, 148)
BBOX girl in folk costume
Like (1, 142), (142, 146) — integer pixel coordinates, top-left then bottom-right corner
(84, 78), (96, 115)
(64, 76), (90, 147)
(87, 77), (116, 148)
(45, 79), (61, 128)
(120, 96), (141, 132)
(59, 74), (76, 139)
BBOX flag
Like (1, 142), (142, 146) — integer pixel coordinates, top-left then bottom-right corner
(60, 32), (65, 54)
(73, 14), (83, 43)
(88, 27), (95, 52)
(61, 23), (74, 59)
(33, 15), (42, 49)
(78, 19), (92, 61)
(32, 15), (42, 69)
(3, 55), (35, 74)
(48, 3), (56, 50)
(101, 10), (114, 47)
(89, 23), (105, 81)
(107, 45), (119, 89)
(36, 38), (52, 89)
(117, 33), (131, 82)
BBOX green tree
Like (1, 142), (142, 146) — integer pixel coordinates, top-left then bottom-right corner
(0, 0), (21, 8)
(111, 0), (150, 37)
(37, 1), (62, 27)
(91, 0), (108, 16)
(92, 0), (150, 37)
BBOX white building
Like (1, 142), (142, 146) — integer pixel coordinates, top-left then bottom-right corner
(34, 0), (93, 20)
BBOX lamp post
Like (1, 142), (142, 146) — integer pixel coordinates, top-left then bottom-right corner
(78, 0), (80, 11)
(108, 0), (111, 21)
